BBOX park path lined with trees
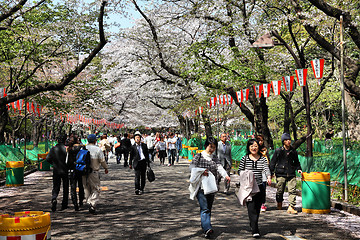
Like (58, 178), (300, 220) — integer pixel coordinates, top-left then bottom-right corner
(1, 156), (359, 239)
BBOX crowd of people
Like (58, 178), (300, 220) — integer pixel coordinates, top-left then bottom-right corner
(45, 130), (302, 239)
(45, 131), (184, 213)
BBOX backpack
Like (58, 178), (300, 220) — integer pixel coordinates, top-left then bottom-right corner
(75, 148), (92, 175)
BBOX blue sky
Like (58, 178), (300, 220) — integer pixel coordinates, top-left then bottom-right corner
(107, 4), (141, 32)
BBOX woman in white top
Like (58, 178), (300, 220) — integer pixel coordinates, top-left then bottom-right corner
(190, 137), (231, 239)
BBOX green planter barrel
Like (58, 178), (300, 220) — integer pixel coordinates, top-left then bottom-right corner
(38, 153), (50, 171)
(188, 147), (198, 161)
(302, 172), (330, 214)
(6, 161), (24, 187)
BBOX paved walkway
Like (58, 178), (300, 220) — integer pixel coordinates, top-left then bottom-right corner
(1, 156), (359, 240)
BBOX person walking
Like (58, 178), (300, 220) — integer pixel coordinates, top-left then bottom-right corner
(115, 135), (122, 164)
(46, 134), (69, 212)
(129, 131), (150, 195)
(99, 134), (111, 164)
(175, 133), (182, 163)
(67, 134), (85, 211)
(255, 134), (270, 212)
(217, 133), (232, 194)
(145, 133), (156, 162)
(121, 133), (132, 167)
(83, 134), (109, 214)
(167, 132), (177, 166)
(270, 133), (302, 214)
(238, 138), (271, 238)
(155, 136), (167, 165)
(189, 137), (231, 239)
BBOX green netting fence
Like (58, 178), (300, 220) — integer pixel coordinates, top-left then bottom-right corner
(1, 138), (359, 187)
(0, 141), (57, 170)
(181, 138), (360, 187)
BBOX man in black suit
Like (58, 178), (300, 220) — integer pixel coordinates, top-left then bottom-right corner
(129, 131), (150, 195)
(46, 134), (68, 212)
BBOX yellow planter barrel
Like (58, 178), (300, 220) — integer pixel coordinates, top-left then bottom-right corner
(0, 211), (51, 239)
(188, 147), (198, 161)
(5, 161), (24, 187)
(302, 172), (331, 214)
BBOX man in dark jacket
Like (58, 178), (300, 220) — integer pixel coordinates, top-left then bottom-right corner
(270, 133), (302, 214)
(129, 131), (150, 195)
(46, 134), (68, 212)
(121, 133), (132, 167)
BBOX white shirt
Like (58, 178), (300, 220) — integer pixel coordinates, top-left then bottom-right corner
(145, 136), (155, 149)
(167, 137), (177, 150)
(86, 144), (108, 171)
(136, 143), (146, 161)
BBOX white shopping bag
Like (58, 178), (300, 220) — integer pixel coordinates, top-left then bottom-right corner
(201, 172), (218, 195)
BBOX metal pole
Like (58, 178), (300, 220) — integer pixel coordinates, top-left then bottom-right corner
(216, 93), (219, 139)
(340, 15), (348, 202)
(23, 98), (27, 162)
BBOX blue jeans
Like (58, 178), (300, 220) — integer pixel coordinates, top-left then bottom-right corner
(196, 189), (215, 233)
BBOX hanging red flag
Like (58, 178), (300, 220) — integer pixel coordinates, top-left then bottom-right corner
(211, 97), (216, 107)
(224, 95), (228, 105)
(295, 69), (308, 87)
(243, 89), (249, 101)
(262, 83), (271, 98)
(311, 59), (325, 79)
(37, 105), (41, 117)
(0, 88), (6, 98)
(217, 95), (221, 105)
(223, 95), (228, 105)
(31, 102), (36, 114)
(228, 95), (233, 104)
(10, 102), (15, 112)
(272, 80), (282, 96)
(253, 85), (263, 98)
(18, 99), (24, 114)
(282, 76), (295, 92)
(236, 91), (242, 103)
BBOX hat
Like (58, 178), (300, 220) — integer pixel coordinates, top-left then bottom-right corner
(150, 133), (155, 137)
(134, 131), (142, 138)
(281, 133), (291, 143)
(87, 134), (97, 142)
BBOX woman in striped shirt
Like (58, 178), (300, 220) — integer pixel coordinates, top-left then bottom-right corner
(238, 138), (271, 238)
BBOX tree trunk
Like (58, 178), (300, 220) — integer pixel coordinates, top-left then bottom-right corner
(194, 118), (199, 133)
(303, 85), (313, 157)
(176, 114), (186, 136)
(256, 97), (274, 149)
(0, 105), (9, 143)
(345, 91), (360, 140)
(284, 99), (291, 134)
(201, 113), (213, 138)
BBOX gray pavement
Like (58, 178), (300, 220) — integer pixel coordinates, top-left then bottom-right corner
(1, 156), (359, 240)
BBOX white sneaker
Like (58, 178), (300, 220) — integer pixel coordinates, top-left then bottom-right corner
(253, 233), (260, 238)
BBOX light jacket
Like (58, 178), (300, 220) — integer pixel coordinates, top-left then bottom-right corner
(236, 170), (260, 205)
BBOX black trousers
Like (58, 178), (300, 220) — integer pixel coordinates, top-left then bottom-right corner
(123, 151), (129, 166)
(52, 172), (69, 207)
(69, 170), (84, 206)
(246, 184), (265, 234)
(134, 160), (147, 191)
(148, 148), (155, 162)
